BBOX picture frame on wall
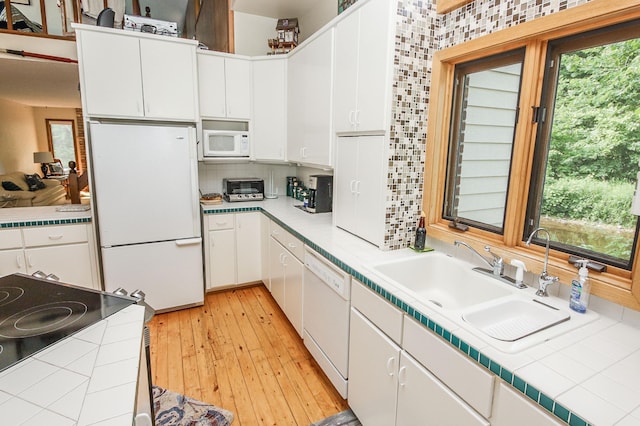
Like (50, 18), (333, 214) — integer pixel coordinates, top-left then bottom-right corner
(12, 0), (31, 5)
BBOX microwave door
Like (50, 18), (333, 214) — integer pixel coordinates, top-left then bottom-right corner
(209, 134), (235, 155)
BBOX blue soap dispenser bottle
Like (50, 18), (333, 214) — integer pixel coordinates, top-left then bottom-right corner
(569, 260), (591, 313)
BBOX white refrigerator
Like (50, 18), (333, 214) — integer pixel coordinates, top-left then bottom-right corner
(89, 121), (204, 312)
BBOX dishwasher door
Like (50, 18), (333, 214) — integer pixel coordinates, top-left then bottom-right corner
(303, 247), (351, 397)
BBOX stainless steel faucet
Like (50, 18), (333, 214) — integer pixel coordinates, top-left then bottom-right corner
(525, 227), (559, 297)
(454, 240), (504, 277)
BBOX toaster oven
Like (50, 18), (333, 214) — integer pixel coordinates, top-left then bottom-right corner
(223, 178), (264, 202)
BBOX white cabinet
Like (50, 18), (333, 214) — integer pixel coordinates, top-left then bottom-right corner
(76, 26), (198, 121)
(491, 383), (564, 426)
(0, 225), (98, 289)
(396, 352), (489, 426)
(333, 0), (393, 133)
(252, 57), (287, 161)
(335, 135), (385, 246)
(287, 29), (334, 167)
(198, 53), (251, 120)
(268, 221), (304, 336)
(203, 212), (262, 290)
(348, 307), (400, 426)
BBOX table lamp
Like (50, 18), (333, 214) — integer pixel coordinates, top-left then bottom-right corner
(33, 151), (54, 177)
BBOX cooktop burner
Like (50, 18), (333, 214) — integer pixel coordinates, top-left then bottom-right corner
(0, 274), (135, 372)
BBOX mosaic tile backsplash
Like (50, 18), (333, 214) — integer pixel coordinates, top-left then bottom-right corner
(384, 0), (591, 250)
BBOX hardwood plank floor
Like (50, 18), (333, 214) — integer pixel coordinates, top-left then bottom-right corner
(147, 284), (349, 425)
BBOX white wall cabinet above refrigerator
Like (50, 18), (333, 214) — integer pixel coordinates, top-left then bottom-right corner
(287, 28), (334, 168)
(333, 0), (394, 134)
(198, 53), (252, 120)
(252, 57), (287, 162)
(75, 25), (198, 121)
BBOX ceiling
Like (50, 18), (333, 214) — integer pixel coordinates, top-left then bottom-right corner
(0, 0), (322, 109)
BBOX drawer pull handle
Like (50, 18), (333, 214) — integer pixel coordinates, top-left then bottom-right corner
(288, 242), (297, 249)
(386, 357), (396, 377)
(48, 234), (64, 240)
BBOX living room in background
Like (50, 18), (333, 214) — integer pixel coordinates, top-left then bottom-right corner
(46, 119), (77, 173)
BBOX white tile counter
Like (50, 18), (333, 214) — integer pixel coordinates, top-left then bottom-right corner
(0, 205), (92, 227)
(205, 197), (640, 426)
(0, 304), (146, 425)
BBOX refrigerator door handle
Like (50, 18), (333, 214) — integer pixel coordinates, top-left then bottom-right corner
(175, 238), (202, 247)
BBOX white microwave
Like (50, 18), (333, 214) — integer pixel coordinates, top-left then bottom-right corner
(203, 129), (250, 158)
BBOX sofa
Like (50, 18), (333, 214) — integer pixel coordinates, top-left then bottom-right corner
(0, 171), (67, 207)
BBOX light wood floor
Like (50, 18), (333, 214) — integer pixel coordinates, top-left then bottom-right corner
(147, 284), (350, 425)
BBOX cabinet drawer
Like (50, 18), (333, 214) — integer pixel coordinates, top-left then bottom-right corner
(207, 213), (235, 231)
(491, 382), (563, 426)
(351, 279), (403, 344)
(403, 316), (495, 418)
(23, 225), (88, 247)
(0, 229), (23, 250)
(269, 221), (287, 246)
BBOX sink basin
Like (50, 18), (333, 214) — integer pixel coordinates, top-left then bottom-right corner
(371, 252), (512, 309)
(462, 298), (570, 341)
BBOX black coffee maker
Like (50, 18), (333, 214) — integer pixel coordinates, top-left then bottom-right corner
(307, 174), (333, 213)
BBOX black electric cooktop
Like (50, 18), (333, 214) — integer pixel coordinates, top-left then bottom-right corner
(0, 274), (135, 372)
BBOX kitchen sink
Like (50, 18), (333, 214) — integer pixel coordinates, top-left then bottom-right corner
(462, 298), (570, 341)
(370, 252), (512, 310)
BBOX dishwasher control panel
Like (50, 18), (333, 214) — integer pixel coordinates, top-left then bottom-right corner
(304, 249), (351, 300)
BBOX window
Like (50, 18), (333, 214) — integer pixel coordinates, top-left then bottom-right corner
(444, 49), (525, 233)
(425, 3), (640, 309)
(527, 21), (640, 270)
(47, 119), (77, 173)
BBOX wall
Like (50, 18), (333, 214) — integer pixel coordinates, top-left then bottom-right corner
(0, 98), (40, 175)
(233, 12), (277, 56)
(298, 1), (337, 42)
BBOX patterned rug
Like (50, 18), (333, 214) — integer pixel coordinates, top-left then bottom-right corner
(310, 409), (362, 426)
(153, 385), (234, 426)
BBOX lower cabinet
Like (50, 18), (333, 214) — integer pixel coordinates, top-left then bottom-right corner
(204, 212), (262, 290)
(268, 220), (304, 336)
(0, 225), (98, 289)
(491, 383), (564, 426)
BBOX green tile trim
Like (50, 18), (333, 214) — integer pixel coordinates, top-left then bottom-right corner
(0, 217), (92, 228)
(204, 206), (589, 426)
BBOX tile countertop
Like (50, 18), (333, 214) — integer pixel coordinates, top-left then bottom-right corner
(0, 304), (146, 425)
(0, 205), (92, 227)
(205, 197), (640, 426)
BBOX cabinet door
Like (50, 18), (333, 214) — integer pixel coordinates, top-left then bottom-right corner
(269, 238), (286, 309)
(491, 383), (563, 426)
(198, 54), (227, 118)
(253, 58), (287, 161)
(236, 212), (262, 284)
(397, 352), (490, 426)
(335, 136), (359, 235)
(287, 29), (334, 167)
(78, 29), (144, 118)
(333, 8), (359, 133)
(284, 254), (303, 337)
(208, 229), (236, 289)
(225, 57), (251, 119)
(0, 250), (26, 276)
(348, 308), (399, 426)
(356, 135), (385, 246)
(25, 243), (94, 289)
(140, 38), (197, 120)
(356, 0), (392, 132)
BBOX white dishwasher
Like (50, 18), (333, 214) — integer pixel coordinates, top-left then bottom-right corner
(303, 246), (351, 398)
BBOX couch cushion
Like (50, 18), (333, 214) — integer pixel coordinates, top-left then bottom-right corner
(1, 172), (30, 191)
(24, 174), (46, 191)
(1, 181), (22, 191)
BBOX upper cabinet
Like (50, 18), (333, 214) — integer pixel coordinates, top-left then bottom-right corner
(198, 52), (251, 120)
(75, 25), (198, 121)
(252, 57), (287, 161)
(287, 28), (335, 168)
(333, 0), (394, 134)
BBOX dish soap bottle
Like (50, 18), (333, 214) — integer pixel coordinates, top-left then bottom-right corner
(569, 260), (591, 313)
(414, 211), (426, 250)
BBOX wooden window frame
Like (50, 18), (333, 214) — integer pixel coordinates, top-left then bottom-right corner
(423, 0), (640, 310)
(46, 118), (79, 171)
